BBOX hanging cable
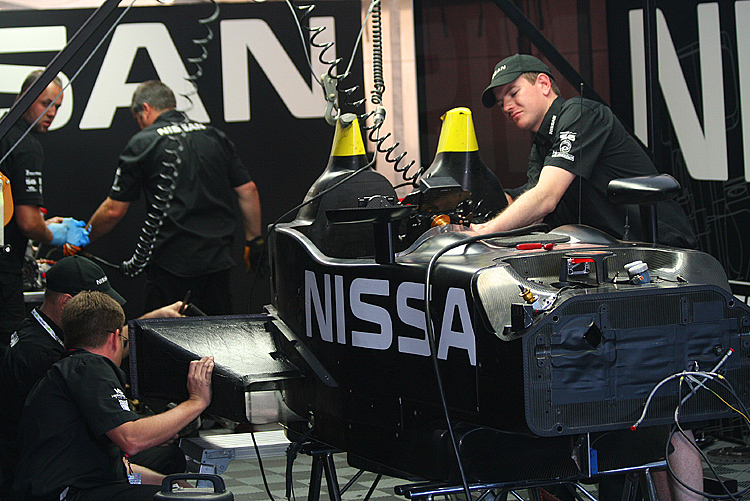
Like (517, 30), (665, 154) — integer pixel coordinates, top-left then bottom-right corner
(632, 348), (734, 430)
(359, 0), (423, 188)
(120, 134), (182, 277)
(368, 0), (385, 106)
(665, 377), (750, 501)
(120, 0), (219, 276)
(180, 0), (220, 112)
(285, 0), (375, 124)
(284, 0), (423, 186)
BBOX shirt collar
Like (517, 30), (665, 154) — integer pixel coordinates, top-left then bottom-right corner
(534, 96), (565, 148)
(63, 349), (129, 384)
(153, 109), (187, 126)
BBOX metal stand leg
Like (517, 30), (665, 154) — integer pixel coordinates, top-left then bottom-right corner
(322, 450), (342, 501)
(621, 473), (640, 501)
(305, 445), (342, 501)
(620, 467), (659, 501)
(640, 467), (658, 501)
(307, 453), (325, 501)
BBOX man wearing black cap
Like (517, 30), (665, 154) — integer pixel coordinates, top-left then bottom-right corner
(472, 53), (695, 249)
(11, 291), (214, 501)
(474, 54), (701, 501)
(0, 255), (184, 500)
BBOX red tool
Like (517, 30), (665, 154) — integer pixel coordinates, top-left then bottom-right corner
(516, 242), (554, 250)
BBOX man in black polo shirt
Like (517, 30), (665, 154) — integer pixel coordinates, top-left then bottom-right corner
(473, 54), (700, 501)
(11, 290), (214, 501)
(0, 255), (185, 500)
(0, 70), (89, 354)
(84, 80), (262, 315)
(471, 53), (695, 249)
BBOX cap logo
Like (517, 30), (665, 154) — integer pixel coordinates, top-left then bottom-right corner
(96, 276), (108, 285)
(492, 65), (506, 79)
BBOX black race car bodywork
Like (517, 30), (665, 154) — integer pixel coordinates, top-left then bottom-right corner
(131, 110), (750, 486)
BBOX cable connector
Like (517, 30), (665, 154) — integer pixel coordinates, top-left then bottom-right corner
(373, 105), (386, 128)
(322, 73), (339, 126)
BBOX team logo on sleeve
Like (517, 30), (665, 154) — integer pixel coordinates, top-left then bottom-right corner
(552, 131), (576, 161)
(111, 388), (130, 411)
(111, 167), (122, 192)
(24, 169), (42, 194)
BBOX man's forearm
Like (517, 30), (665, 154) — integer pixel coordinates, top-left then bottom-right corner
(483, 188), (554, 233)
(87, 197), (128, 242)
(476, 165), (574, 234)
(14, 205), (52, 243)
(236, 182), (262, 239)
(128, 462), (166, 486)
(109, 397), (207, 456)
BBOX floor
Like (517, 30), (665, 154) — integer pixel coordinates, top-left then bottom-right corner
(178, 425), (750, 501)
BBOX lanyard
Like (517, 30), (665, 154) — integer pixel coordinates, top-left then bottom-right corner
(32, 309), (64, 347)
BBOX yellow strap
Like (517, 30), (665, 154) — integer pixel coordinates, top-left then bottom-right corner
(1, 171), (13, 226)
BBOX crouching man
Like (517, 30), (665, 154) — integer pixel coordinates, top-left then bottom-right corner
(11, 290), (214, 501)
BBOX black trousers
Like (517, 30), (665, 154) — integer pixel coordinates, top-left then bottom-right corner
(143, 265), (232, 316)
(130, 443), (186, 476)
(0, 272), (25, 357)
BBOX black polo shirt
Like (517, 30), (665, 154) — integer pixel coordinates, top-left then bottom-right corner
(512, 96), (696, 248)
(0, 117), (45, 270)
(12, 350), (138, 500)
(0, 308), (65, 472)
(109, 109), (252, 277)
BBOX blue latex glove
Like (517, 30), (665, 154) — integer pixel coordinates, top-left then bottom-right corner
(61, 217), (90, 247)
(48, 223), (68, 246)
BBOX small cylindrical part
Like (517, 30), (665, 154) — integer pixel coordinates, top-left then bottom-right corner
(431, 214), (451, 227)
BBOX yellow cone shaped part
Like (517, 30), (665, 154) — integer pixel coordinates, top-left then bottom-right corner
(330, 113), (366, 157)
(435, 107), (479, 154)
(297, 114), (371, 222)
(416, 106), (508, 222)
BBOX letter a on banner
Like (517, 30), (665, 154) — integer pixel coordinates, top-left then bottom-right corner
(81, 23), (209, 130)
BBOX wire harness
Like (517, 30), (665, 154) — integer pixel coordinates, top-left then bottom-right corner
(632, 348), (750, 500)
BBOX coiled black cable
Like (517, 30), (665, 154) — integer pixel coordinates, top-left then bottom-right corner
(369, 1), (385, 106)
(357, 1), (424, 189)
(120, 134), (182, 277)
(284, 0), (423, 187)
(181, 0), (220, 112)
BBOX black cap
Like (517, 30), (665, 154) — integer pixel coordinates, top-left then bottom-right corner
(45, 255), (126, 306)
(481, 54), (555, 108)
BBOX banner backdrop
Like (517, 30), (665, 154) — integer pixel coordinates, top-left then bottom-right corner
(0, 1), (364, 316)
(607, 0), (750, 282)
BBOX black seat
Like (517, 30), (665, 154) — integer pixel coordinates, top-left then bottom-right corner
(297, 170), (397, 259)
(607, 174), (681, 244)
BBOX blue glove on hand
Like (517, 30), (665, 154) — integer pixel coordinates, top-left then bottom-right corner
(48, 223), (68, 247)
(61, 218), (90, 247)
